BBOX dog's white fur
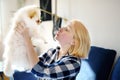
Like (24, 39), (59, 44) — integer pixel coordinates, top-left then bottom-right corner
(2, 5), (45, 77)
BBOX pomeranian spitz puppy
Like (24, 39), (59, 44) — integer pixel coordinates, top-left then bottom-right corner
(3, 5), (43, 77)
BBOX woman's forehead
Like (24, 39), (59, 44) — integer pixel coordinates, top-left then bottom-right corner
(64, 22), (72, 28)
(61, 22), (74, 32)
(67, 23), (74, 30)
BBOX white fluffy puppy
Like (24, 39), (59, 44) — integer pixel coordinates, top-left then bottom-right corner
(3, 5), (43, 77)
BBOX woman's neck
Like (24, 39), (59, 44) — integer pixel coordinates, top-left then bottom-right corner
(58, 44), (71, 60)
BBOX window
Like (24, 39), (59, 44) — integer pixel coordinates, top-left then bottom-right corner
(0, 0), (3, 39)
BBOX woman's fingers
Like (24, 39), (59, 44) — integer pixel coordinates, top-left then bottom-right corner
(15, 21), (26, 34)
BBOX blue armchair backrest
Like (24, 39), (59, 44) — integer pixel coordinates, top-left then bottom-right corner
(76, 46), (116, 80)
(110, 56), (120, 80)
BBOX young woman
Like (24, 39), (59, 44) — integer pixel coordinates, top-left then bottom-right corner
(16, 19), (91, 80)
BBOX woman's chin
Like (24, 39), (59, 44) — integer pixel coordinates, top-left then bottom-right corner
(54, 36), (58, 40)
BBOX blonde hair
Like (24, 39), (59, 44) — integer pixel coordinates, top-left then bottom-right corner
(68, 19), (91, 58)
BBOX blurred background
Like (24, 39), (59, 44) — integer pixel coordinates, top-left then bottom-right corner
(0, 0), (120, 63)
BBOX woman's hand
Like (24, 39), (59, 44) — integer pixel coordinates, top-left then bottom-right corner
(15, 21), (31, 42)
(15, 21), (39, 69)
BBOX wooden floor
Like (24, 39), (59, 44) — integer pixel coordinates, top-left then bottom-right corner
(0, 73), (9, 80)
(4, 75), (9, 80)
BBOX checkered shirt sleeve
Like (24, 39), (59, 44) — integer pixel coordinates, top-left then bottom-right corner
(38, 48), (56, 63)
(31, 48), (81, 79)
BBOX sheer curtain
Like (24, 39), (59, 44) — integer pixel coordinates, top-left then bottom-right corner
(0, 0), (3, 40)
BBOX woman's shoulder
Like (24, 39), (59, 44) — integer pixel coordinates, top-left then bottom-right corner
(63, 55), (81, 64)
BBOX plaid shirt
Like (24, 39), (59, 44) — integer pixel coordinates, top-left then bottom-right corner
(31, 47), (81, 80)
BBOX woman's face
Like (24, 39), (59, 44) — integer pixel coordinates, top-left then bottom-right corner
(55, 24), (74, 46)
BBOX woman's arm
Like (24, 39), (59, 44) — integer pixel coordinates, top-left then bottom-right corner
(16, 22), (39, 69)
(31, 56), (81, 79)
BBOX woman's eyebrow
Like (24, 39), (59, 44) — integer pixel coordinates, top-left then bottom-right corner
(68, 25), (72, 30)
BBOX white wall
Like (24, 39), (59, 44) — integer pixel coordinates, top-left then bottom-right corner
(55, 0), (120, 58)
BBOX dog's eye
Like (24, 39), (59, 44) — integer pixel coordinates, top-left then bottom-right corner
(36, 20), (41, 24)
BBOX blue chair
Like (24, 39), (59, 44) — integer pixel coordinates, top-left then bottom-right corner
(13, 46), (116, 80)
(110, 56), (120, 80)
(76, 46), (116, 80)
(13, 71), (37, 80)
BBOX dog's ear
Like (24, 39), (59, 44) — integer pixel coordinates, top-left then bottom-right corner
(28, 10), (37, 19)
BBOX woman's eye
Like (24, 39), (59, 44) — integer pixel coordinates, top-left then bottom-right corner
(65, 28), (70, 31)
(65, 28), (68, 31)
